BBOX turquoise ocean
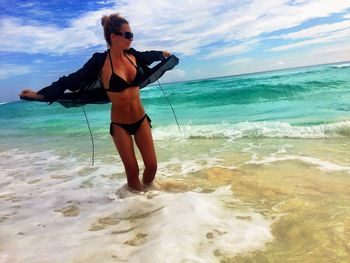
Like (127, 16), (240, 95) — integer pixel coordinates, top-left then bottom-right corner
(1, 62), (350, 262)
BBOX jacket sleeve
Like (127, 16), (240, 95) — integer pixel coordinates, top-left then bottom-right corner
(37, 53), (102, 101)
(130, 48), (165, 66)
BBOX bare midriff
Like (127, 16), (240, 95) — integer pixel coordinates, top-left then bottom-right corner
(107, 87), (145, 123)
(100, 53), (145, 123)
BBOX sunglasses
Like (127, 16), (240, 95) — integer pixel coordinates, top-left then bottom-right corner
(114, 31), (134, 40)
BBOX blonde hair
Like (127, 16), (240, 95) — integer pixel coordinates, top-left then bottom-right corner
(101, 13), (129, 46)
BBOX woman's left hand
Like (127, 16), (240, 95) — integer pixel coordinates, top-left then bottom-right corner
(162, 51), (171, 58)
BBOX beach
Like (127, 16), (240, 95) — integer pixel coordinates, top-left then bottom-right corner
(1, 62), (350, 262)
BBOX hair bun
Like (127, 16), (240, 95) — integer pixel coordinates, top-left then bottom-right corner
(101, 15), (109, 27)
(101, 13), (128, 46)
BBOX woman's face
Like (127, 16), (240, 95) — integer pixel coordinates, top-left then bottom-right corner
(111, 23), (133, 49)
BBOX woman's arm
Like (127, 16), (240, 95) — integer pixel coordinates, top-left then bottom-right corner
(19, 52), (106, 102)
(130, 48), (171, 66)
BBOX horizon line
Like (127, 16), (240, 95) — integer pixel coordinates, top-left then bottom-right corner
(6, 59), (350, 103)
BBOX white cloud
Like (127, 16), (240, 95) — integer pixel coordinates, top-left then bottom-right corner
(215, 1), (350, 39)
(271, 20), (350, 40)
(202, 42), (256, 60)
(309, 42), (350, 56)
(33, 59), (44, 64)
(97, 0), (115, 5)
(16, 1), (40, 8)
(0, 64), (32, 80)
(225, 58), (253, 66)
(162, 69), (186, 83)
(128, 0), (350, 58)
(289, 0), (309, 4)
(0, 0), (349, 58)
(270, 28), (350, 51)
(0, 13), (106, 55)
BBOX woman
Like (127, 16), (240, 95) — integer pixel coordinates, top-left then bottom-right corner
(20, 13), (171, 192)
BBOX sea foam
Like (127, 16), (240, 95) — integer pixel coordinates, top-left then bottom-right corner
(331, 63), (350, 69)
(245, 154), (350, 173)
(152, 120), (350, 140)
(0, 149), (273, 263)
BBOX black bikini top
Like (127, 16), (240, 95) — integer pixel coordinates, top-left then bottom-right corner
(106, 49), (144, 93)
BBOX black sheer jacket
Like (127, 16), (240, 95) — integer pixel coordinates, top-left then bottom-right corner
(37, 48), (165, 103)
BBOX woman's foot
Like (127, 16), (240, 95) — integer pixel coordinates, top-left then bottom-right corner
(127, 181), (143, 192)
(142, 184), (152, 192)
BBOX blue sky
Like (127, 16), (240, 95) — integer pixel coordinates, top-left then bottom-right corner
(1, 0), (350, 102)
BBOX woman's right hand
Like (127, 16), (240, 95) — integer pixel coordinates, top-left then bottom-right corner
(162, 51), (171, 58)
(19, 89), (44, 99)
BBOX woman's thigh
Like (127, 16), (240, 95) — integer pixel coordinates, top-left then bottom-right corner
(111, 124), (138, 172)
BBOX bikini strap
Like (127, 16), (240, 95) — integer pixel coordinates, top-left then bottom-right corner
(109, 49), (136, 70)
(108, 49), (115, 72)
(124, 52), (137, 68)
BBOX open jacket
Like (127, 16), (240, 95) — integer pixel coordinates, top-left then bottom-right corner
(37, 48), (165, 104)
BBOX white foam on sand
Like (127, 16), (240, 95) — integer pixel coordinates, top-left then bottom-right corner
(110, 186), (273, 263)
(0, 149), (273, 263)
(157, 156), (227, 177)
(246, 153), (350, 173)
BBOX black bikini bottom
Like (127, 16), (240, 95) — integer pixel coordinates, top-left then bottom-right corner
(110, 114), (152, 136)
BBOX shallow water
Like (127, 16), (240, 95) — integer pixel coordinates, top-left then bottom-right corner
(1, 137), (350, 262)
(1, 63), (350, 262)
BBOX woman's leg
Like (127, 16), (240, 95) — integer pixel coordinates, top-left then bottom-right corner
(134, 119), (157, 187)
(111, 124), (142, 191)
